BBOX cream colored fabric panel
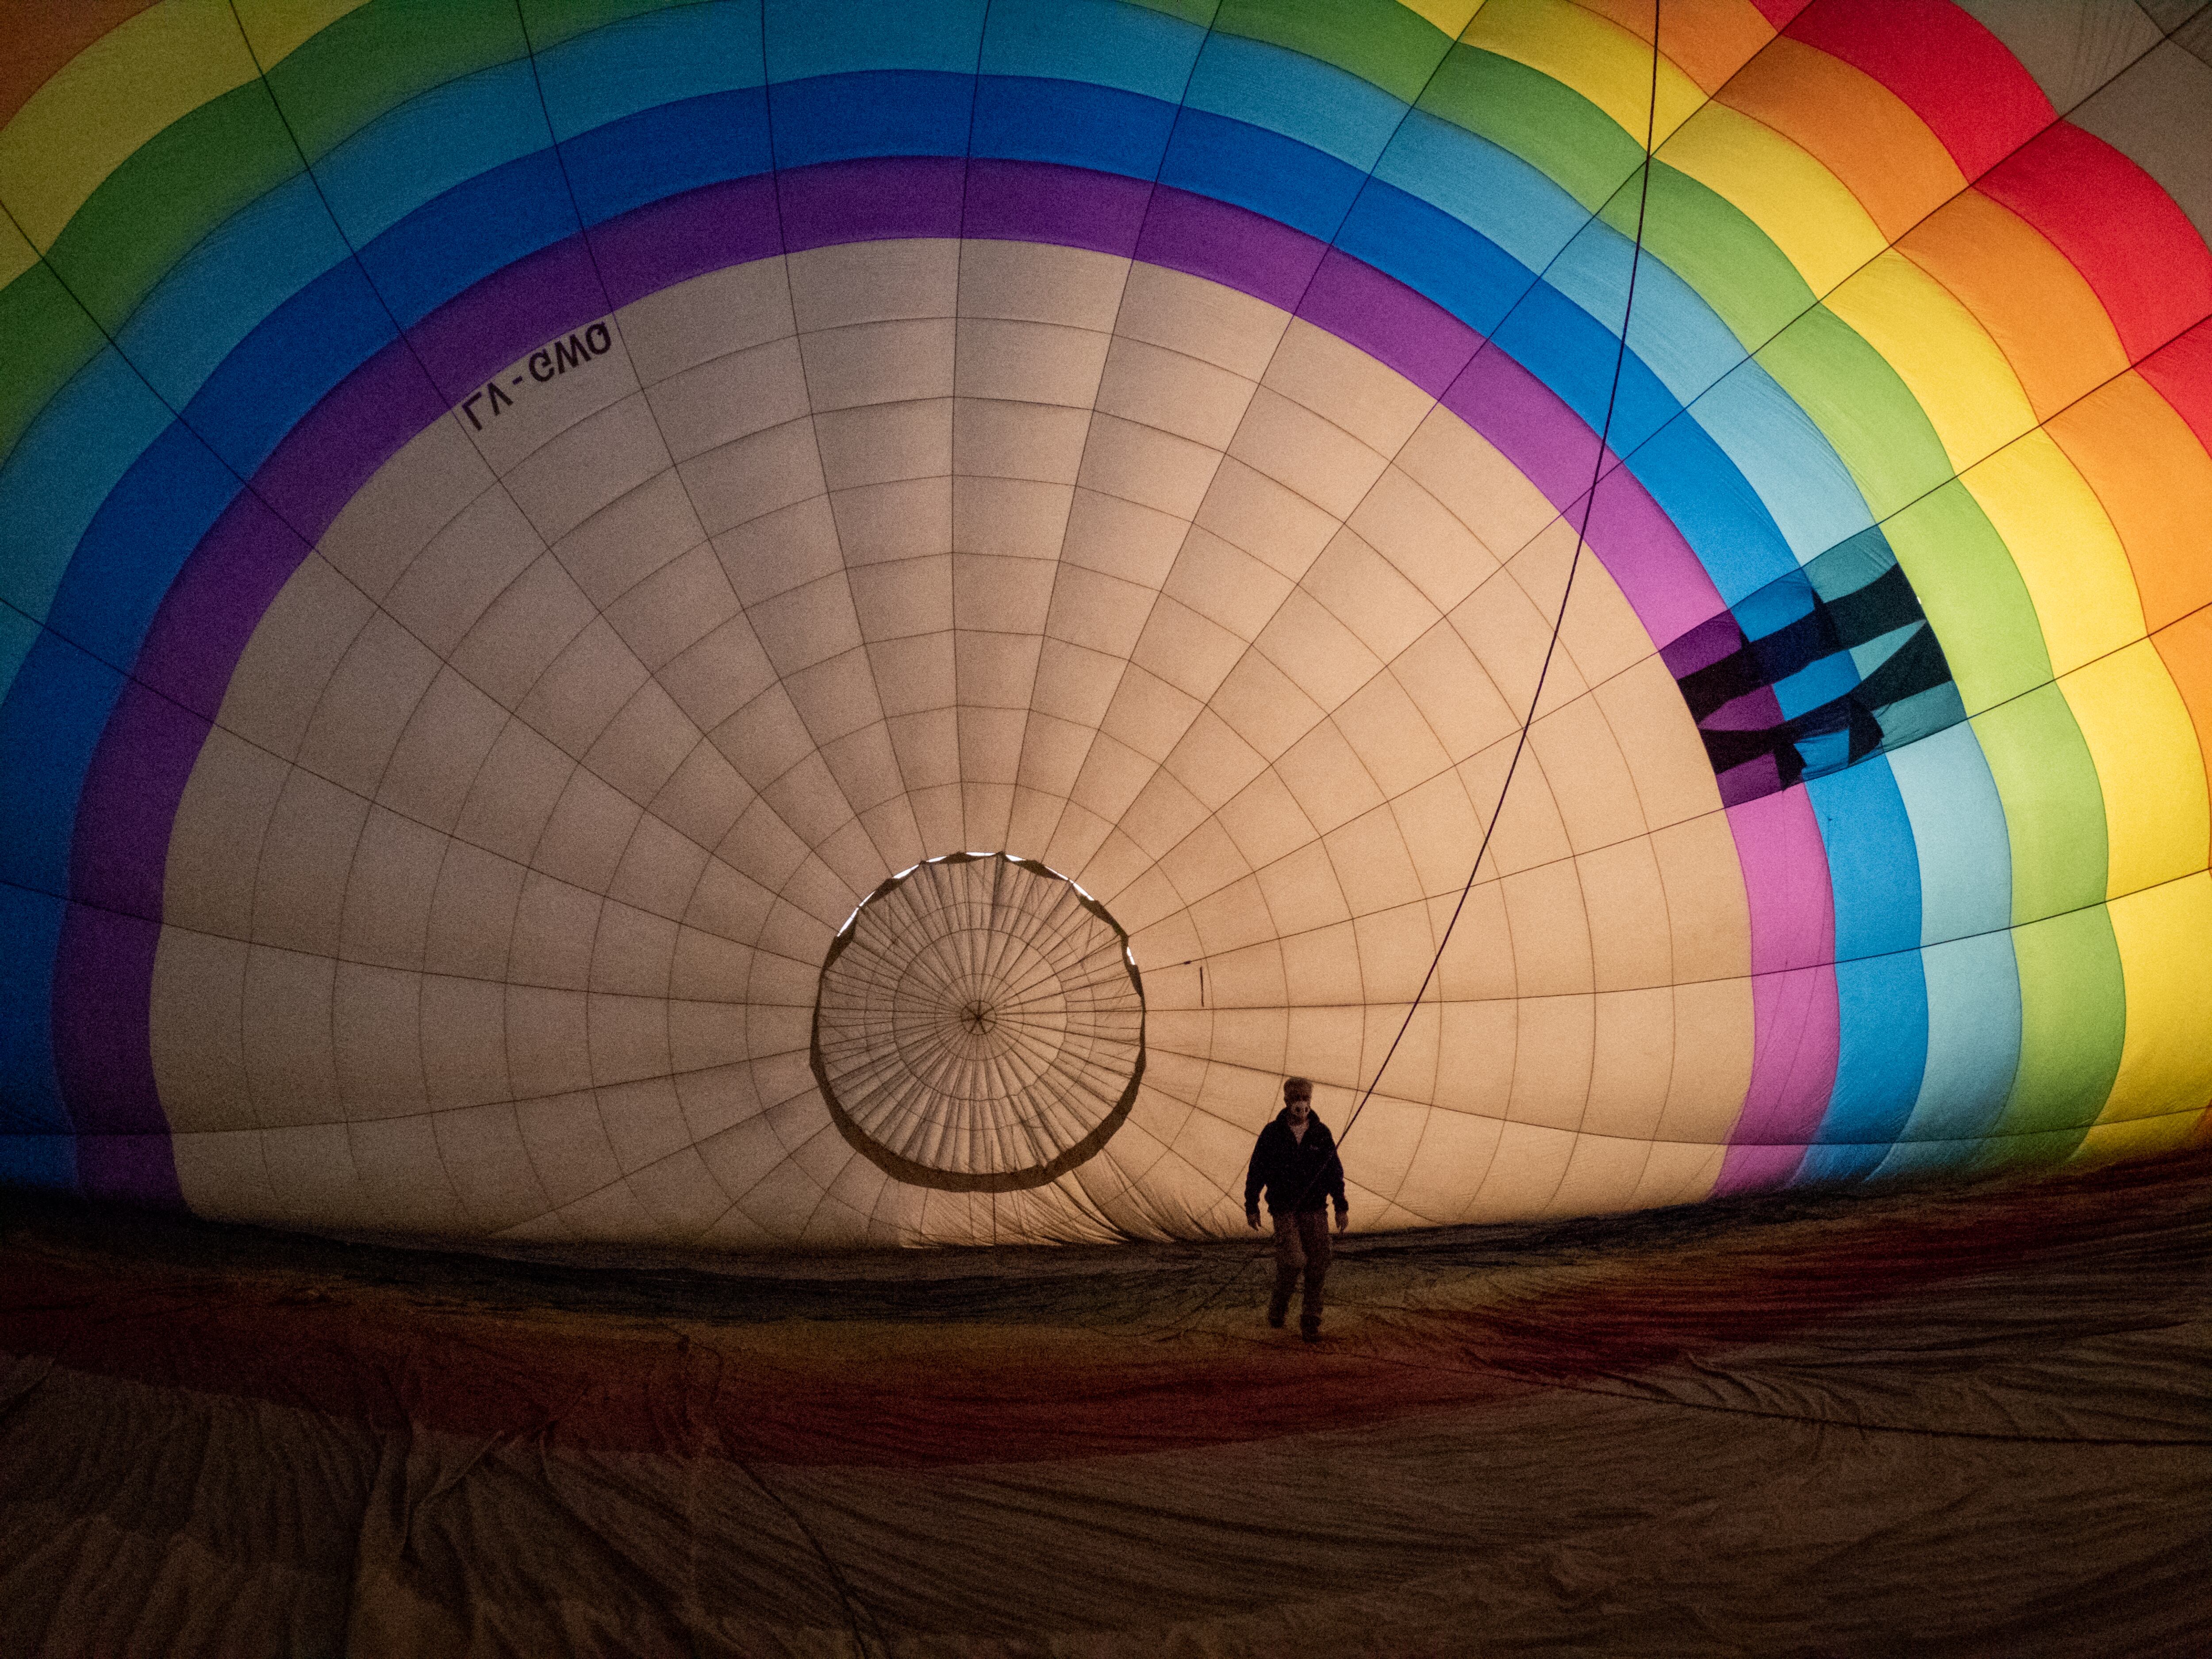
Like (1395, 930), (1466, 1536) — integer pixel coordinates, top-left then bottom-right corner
(154, 242), (1752, 1249)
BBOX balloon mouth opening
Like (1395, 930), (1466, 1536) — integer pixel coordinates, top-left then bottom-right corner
(810, 852), (1147, 1193)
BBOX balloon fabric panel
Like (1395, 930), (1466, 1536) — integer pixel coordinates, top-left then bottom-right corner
(0, 0), (2206, 1241)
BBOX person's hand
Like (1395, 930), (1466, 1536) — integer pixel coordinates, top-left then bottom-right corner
(1245, 1208), (1262, 1230)
(1334, 1206), (1349, 1235)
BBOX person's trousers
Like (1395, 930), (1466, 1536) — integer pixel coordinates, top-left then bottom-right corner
(1268, 1209), (1332, 1330)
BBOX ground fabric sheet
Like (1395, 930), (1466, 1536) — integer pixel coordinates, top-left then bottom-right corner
(4, 1151), (2207, 1658)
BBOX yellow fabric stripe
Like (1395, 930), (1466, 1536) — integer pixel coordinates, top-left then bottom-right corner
(0, 0), (363, 254)
(2093, 873), (2212, 1125)
(1961, 430), (2145, 679)
(2061, 640), (2209, 900)
(1556, 0), (1778, 96)
(2074, 1110), (2204, 1161)
(0, 0), (259, 253)
(1400, 0), (1487, 36)
(1658, 102), (1886, 296)
(0, 211), (36, 290)
(233, 0), (370, 68)
(1469, 0), (1705, 146)
(1825, 251), (2038, 476)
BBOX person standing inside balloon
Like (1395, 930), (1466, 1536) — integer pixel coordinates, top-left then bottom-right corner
(1244, 1077), (1349, 1341)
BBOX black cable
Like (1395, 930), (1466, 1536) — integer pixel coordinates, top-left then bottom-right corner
(1135, 4), (1669, 1342)
(1325, 0), (1668, 1177)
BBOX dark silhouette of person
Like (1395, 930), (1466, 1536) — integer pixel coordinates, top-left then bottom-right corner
(1244, 1076), (1348, 1340)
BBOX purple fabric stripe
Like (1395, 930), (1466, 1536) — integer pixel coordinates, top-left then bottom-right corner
(1298, 250), (1482, 400)
(1136, 186), (1322, 314)
(64, 154), (1808, 1190)
(411, 240), (605, 406)
(1661, 609), (1743, 679)
(782, 157), (966, 248)
(1712, 786), (1840, 1189)
(597, 175), (783, 311)
(51, 905), (176, 1205)
(965, 159), (1151, 255)
(1443, 352), (1722, 648)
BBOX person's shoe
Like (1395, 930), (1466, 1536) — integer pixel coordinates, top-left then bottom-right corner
(1266, 1310), (1286, 1329)
(1300, 1321), (1321, 1343)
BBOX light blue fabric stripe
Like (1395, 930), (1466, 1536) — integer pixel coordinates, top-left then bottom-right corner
(315, 60), (547, 249)
(1887, 722), (2012, 944)
(1372, 109), (1587, 277)
(1182, 34), (1406, 172)
(980, 0), (1206, 100)
(1892, 930), (2021, 1147)
(115, 176), (351, 415)
(0, 350), (176, 628)
(1689, 359), (1877, 565)
(536, 1), (766, 141)
(764, 0), (991, 81)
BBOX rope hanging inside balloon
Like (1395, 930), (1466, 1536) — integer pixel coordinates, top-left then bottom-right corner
(1308, 4), (1667, 1193)
(1158, 6), (1672, 1296)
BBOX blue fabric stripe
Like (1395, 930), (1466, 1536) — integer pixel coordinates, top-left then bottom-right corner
(0, 630), (126, 899)
(1805, 756), (1932, 1159)
(0, 350), (176, 627)
(1374, 109), (1586, 276)
(563, 89), (774, 227)
(180, 261), (396, 479)
(1334, 178), (1531, 341)
(316, 60), (549, 250)
(971, 75), (1178, 179)
(357, 150), (578, 329)
(116, 177), (354, 415)
(769, 69), (975, 166)
(1158, 108), (1367, 242)
(0, 883), (73, 1152)
(45, 424), (242, 672)
(1893, 931), (2021, 1148)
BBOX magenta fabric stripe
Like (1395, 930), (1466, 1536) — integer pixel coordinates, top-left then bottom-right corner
(58, 156), (1824, 1200)
(1712, 787), (1843, 1193)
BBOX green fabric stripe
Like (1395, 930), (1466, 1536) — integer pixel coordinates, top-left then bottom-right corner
(1885, 480), (2050, 714)
(265, 0), (528, 164)
(518, 0), (696, 56)
(42, 82), (299, 337)
(1982, 905), (2125, 1152)
(0, 265), (105, 466)
(1756, 305), (1956, 523)
(1214, 0), (1447, 104)
(1121, 0), (1222, 29)
(1601, 162), (1809, 352)
(1972, 684), (2110, 924)
(1417, 46), (1640, 213)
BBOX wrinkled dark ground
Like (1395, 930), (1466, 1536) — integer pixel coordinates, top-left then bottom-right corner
(4, 1150), (2208, 1658)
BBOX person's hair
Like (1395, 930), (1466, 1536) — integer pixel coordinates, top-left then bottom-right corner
(1283, 1076), (1313, 1102)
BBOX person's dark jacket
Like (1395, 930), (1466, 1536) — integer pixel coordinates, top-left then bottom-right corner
(1244, 1108), (1347, 1216)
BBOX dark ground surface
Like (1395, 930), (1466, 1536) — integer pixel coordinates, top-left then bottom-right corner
(3, 1151), (2208, 1657)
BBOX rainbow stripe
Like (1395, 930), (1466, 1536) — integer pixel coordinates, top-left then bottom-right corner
(1, 0), (2208, 1212)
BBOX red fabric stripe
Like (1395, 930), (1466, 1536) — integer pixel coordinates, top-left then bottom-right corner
(2137, 317), (2212, 457)
(1980, 123), (2212, 364)
(1785, 0), (2052, 181)
(1746, 0), (1812, 30)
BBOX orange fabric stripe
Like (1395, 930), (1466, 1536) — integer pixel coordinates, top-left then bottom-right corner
(1716, 35), (1962, 243)
(1569, 0), (1777, 94)
(2047, 374), (2212, 636)
(0, 0), (157, 129)
(1898, 190), (2130, 423)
